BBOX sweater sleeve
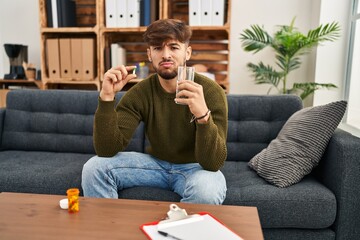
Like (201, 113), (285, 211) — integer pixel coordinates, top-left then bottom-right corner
(93, 89), (143, 157)
(194, 81), (228, 171)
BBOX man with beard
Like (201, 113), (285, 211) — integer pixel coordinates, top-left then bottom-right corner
(82, 19), (228, 204)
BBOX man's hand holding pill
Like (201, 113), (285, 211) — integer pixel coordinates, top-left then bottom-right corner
(100, 65), (137, 101)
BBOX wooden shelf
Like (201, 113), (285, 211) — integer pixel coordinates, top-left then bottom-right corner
(41, 27), (97, 33)
(38, 0), (232, 92)
(100, 27), (148, 33)
(42, 79), (100, 90)
(0, 79), (43, 89)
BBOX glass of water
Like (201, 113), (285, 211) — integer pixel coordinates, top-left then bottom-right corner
(176, 66), (195, 104)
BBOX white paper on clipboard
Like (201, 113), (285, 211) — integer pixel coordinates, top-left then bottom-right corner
(141, 212), (243, 240)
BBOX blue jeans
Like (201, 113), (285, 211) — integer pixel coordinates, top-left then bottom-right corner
(81, 152), (227, 205)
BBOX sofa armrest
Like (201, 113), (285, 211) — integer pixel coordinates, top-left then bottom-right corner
(315, 128), (360, 240)
(0, 108), (5, 148)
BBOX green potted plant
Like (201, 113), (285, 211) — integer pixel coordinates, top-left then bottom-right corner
(240, 18), (340, 100)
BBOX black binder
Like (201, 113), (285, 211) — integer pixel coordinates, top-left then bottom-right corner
(57, 0), (77, 27)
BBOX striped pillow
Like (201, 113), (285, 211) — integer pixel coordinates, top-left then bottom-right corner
(248, 100), (347, 188)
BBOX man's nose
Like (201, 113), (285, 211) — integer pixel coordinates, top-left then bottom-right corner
(162, 47), (172, 59)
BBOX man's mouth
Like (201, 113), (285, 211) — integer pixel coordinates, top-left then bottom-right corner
(160, 61), (174, 68)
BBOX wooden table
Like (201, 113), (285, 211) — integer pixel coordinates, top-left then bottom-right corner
(0, 192), (263, 240)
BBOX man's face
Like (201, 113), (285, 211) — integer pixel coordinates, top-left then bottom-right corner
(147, 40), (192, 80)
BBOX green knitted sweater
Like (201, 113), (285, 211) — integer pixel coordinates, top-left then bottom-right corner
(93, 73), (228, 171)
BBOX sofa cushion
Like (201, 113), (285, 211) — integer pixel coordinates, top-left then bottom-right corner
(0, 150), (93, 195)
(222, 161), (336, 229)
(226, 94), (302, 162)
(248, 101), (347, 187)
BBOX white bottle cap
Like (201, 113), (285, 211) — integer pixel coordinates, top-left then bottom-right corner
(59, 198), (68, 209)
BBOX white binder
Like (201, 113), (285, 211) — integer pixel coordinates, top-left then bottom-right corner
(212, 0), (225, 26)
(189, 0), (201, 26)
(127, 0), (140, 27)
(51, 0), (58, 28)
(116, 0), (127, 27)
(105, 0), (117, 27)
(200, 0), (212, 26)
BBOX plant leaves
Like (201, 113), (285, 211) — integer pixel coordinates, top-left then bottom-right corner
(292, 82), (338, 99)
(240, 18), (340, 100)
(240, 25), (272, 53)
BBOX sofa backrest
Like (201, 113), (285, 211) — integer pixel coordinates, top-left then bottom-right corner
(226, 94), (302, 162)
(1, 90), (303, 160)
(1, 89), (145, 154)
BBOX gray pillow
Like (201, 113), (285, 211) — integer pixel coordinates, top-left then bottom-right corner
(248, 100), (347, 188)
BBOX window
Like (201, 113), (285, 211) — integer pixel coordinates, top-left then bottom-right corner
(344, 0), (360, 131)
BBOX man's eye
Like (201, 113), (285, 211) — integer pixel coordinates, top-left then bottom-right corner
(153, 47), (161, 50)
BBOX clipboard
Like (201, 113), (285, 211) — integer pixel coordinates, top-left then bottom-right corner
(140, 204), (243, 240)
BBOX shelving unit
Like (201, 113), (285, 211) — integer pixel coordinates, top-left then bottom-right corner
(38, 0), (232, 92)
(38, 0), (100, 90)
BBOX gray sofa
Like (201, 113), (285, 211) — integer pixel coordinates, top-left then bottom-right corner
(1, 89), (359, 240)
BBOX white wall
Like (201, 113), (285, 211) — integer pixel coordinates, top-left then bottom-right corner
(229, 0), (322, 99)
(0, 0), (349, 105)
(0, 0), (41, 78)
(313, 0), (351, 105)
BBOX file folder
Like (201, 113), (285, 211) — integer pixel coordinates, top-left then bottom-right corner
(200, 0), (212, 26)
(141, 212), (243, 240)
(105, 0), (117, 27)
(46, 0), (53, 27)
(212, 0), (225, 26)
(58, 0), (77, 27)
(46, 38), (60, 78)
(189, 0), (201, 26)
(116, 0), (127, 27)
(59, 38), (72, 78)
(82, 38), (95, 80)
(140, 0), (151, 26)
(127, 0), (140, 27)
(70, 38), (83, 79)
(150, 0), (158, 23)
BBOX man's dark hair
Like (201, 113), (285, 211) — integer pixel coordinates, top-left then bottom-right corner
(143, 19), (192, 46)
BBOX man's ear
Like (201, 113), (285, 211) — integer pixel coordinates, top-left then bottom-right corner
(186, 46), (192, 61)
(147, 48), (152, 62)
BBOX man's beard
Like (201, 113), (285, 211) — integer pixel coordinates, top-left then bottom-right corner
(157, 69), (177, 80)
(153, 60), (185, 80)
(153, 66), (177, 80)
